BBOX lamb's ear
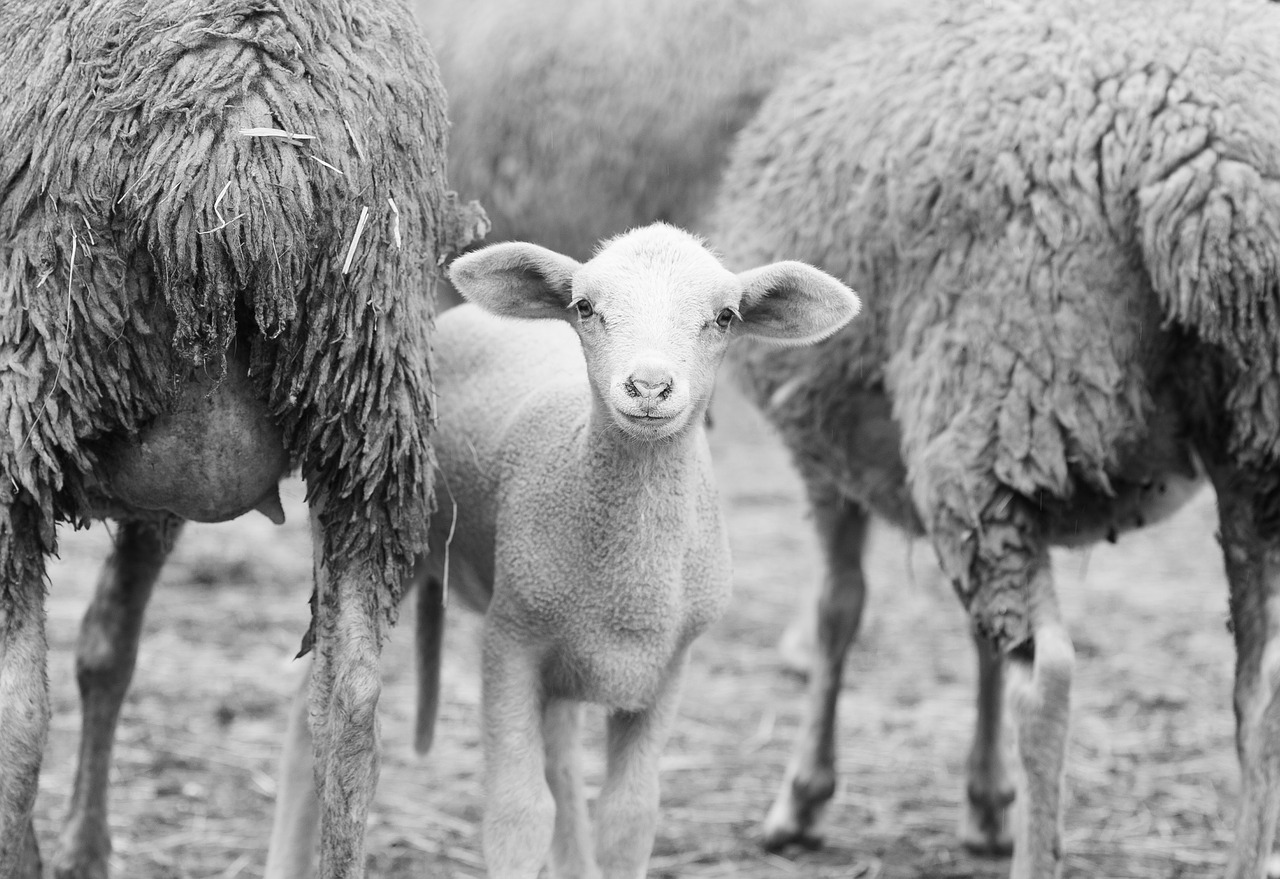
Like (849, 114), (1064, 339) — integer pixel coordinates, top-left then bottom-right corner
(735, 261), (861, 345)
(447, 242), (582, 320)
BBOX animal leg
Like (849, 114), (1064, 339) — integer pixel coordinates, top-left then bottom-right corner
(0, 505), (52, 878)
(959, 627), (1015, 856)
(761, 493), (868, 850)
(1003, 562), (1073, 879)
(594, 661), (686, 879)
(481, 623), (554, 879)
(544, 699), (600, 879)
(264, 658), (320, 879)
(306, 504), (388, 879)
(53, 519), (177, 879)
(1214, 475), (1280, 879)
(414, 562), (445, 755)
(776, 582), (818, 679)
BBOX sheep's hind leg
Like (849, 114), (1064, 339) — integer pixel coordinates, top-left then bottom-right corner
(1214, 474), (1280, 879)
(53, 519), (177, 879)
(306, 504), (388, 879)
(1002, 561), (1073, 879)
(544, 699), (600, 879)
(595, 660), (686, 879)
(0, 504), (53, 879)
(960, 628), (1015, 856)
(761, 492), (868, 851)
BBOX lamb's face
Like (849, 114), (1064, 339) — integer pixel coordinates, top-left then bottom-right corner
(448, 223), (862, 443)
(570, 237), (740, 441)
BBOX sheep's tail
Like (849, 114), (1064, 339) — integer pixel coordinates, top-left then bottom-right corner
(413, 570), (447, 756)
(1138, 146), (1280, 466)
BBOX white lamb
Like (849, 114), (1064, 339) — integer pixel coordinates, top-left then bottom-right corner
(265, 222), (859, 877)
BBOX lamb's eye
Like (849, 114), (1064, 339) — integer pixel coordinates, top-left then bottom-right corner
(715, 307), (739, 330)
(573, 299), (595, 319)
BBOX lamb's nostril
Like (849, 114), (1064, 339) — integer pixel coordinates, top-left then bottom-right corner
(627, 377), (673, 400)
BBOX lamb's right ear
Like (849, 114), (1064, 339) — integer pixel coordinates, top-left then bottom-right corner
(447, 242), (582, 320)
(735, 261), (861, 345)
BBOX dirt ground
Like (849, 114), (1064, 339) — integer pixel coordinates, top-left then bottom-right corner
(31, 379), (1239, 878)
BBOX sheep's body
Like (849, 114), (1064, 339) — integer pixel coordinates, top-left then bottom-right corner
(428, 306), (729, 710)
(414, 0), (920, 264)
(266, 223), (860, 878)
(0, 1), (470, 876)
(711, 0), (1280, 876)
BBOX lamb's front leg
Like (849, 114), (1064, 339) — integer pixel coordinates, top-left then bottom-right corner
(595, 660), (686, 879)
(1213, 472), (1280, 879)
(54, 519), (178, 879)
(482, 621), (554, 879)
(544, 699), (600, 879)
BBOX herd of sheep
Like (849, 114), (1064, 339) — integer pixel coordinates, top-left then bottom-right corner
(2, 0), (1279, 878)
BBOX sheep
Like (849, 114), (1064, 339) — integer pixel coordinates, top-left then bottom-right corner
(263, 222), (861, 878)
(411, 0), (923, 312)
(707, 0), (1280, 875)
(0, 1), (485, 876)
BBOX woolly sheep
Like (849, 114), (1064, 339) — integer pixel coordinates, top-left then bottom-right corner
(412, 0), (919, 310)
(0, 2), (483, 876)
(264, 223), (860, 878)
(710, 0), (1280, 876)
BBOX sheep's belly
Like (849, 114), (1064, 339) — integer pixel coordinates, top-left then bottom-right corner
(1045, 461), (1205, 548)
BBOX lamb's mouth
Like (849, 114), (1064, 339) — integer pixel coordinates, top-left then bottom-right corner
(616, 410), (683, 435)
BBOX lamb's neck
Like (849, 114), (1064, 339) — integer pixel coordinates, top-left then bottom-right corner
(578, 405), (706, 497)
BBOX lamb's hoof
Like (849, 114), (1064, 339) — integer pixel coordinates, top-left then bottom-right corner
(52, 851), (109, 879)
(959, 784), (1015, 858)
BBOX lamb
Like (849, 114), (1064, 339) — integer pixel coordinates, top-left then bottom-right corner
(708, 0), (1280, 876)
(0, 1), (483, 876)
(264, 222), (860, 878)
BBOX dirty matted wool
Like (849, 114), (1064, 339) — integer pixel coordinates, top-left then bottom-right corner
(0, 0), (464, 613)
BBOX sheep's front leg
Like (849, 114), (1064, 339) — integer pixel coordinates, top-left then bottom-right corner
(762, 493), (868, 850)
(1003, 562), (1073, 879)
(960, 628), (1015, 856)
(54, 519), (178, 879)
(482, 622), (554, 879)
(265, 658), (320, 879)
(544, 699), (600, 879)
(1214, 475), (1280, 879)
(0, 505), (52, 879)
(307, 506), (387, 879)
(595, 660), (686, 879)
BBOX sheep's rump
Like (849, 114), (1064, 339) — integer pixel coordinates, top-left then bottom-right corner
(716, 0), (1280, 645)
(0, 0), (451, 602)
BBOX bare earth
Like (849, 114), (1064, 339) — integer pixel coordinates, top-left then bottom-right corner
(32, 380), (1235, 878)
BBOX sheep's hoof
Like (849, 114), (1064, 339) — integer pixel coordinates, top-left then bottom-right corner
(760, 788), (828, 853)
(958, 784), (1015, 858)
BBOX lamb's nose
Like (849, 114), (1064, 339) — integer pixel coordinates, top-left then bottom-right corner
(625, 372), (673, 400)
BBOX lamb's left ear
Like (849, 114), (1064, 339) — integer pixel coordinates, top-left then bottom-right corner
(735, 261), (861, 345)
(448, 242), (582, 320)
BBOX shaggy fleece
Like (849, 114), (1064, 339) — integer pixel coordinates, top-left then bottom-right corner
(0, 0), (456, 608)
(715, 0), (1280, 648)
